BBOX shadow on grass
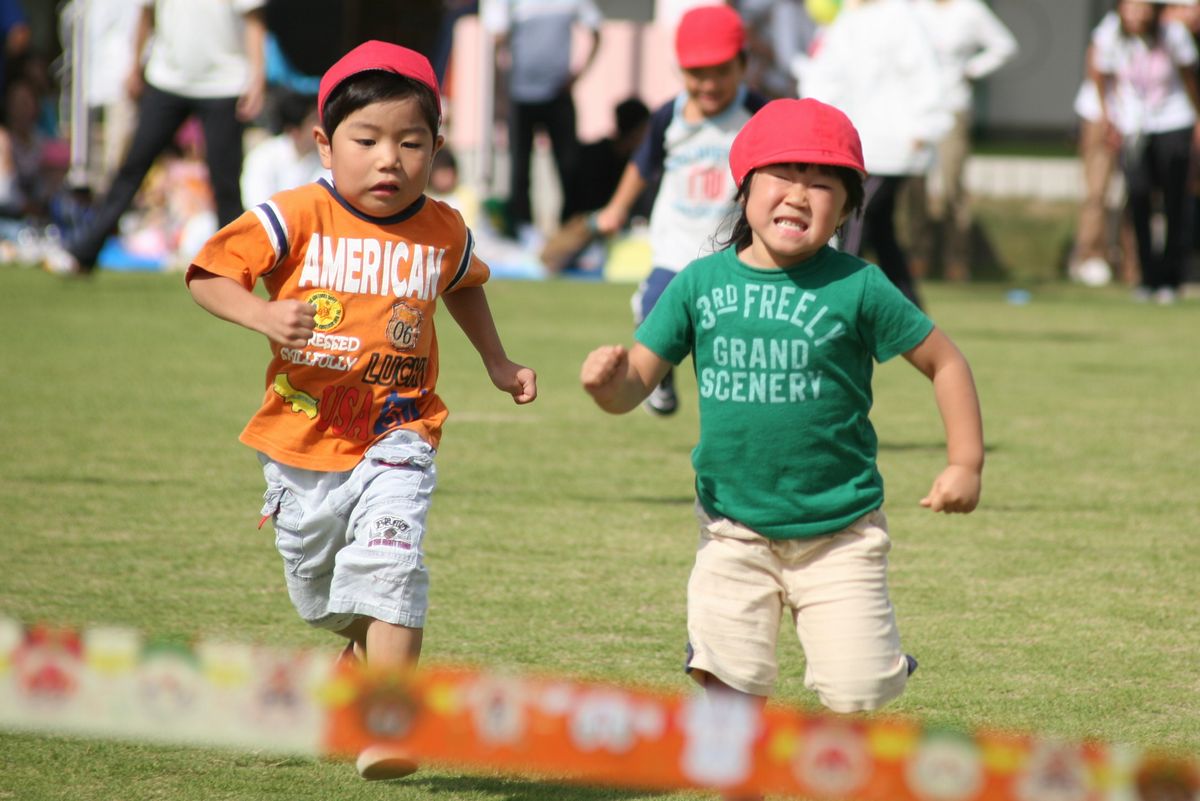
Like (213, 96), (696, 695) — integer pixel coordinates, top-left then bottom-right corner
(951, 328), (1114, 343)
(879, 442), (999, 454)
(5, 473), (181, 486)
(408, 772), (666, 800)
(565, 494), (695, 506)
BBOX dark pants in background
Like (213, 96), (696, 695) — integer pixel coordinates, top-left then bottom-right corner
(1122, 127), (1192, 291)
(506, 87), (579, 230)
(841, 175), (922, 309)
(69, 84), (246, 269)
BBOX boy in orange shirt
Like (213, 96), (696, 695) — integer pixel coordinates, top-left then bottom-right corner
(186, 41), (537, 780)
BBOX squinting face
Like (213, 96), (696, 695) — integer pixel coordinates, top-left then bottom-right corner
(681, 58), (744, 117)
(740, 163), (850, 269)
(316, 96), (442, 218)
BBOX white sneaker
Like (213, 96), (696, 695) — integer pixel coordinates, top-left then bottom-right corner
(1153, 287), (1178, 305)
(1075, 257), (1112, 287)
(41, 243), (81, 276)
(643, 372), (678, 416)
(355, 744), (418, 780)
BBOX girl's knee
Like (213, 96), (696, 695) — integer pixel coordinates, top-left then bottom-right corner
(808, 654), (911, 714)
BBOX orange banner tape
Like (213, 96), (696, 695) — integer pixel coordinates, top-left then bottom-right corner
(3, 617), (1196, 801)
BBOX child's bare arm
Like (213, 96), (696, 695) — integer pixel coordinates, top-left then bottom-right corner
(441, 285), (537, 404)
(594, 162), (649, 235)
(903, 328), (984, 513)
(187, 269), (315, 347)
(581, 343), (671, 414)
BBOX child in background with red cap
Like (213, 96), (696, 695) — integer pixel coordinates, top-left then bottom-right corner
(582, 99), (982, 750)
(594, 4), (767, 416)
(187, 40), (537, 781)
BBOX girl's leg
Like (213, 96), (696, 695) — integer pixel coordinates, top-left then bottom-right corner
(1151, 128), (1192, 292)
(697, 673), (767, 801)
(785, 511), (909, 713)
(1123, 141), (1158, 291)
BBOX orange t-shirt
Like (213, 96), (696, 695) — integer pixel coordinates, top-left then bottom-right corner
(187, 179), (489, 471)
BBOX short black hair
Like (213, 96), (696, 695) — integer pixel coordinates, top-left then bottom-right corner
(276, 90), (318, 132)
(320, 71), (440, 139)
(615, 97), (650, 139)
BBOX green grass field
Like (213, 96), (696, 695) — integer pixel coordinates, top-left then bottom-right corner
(1, 266), (1197, 800)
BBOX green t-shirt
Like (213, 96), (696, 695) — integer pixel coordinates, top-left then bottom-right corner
(636, 245), (934, 539)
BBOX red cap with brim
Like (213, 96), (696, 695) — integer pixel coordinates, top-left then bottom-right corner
(675, 5), (746, 69)
(318, 40), (441, 121)
(729, 98), (866, 187)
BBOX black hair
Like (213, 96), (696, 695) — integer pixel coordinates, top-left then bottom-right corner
(717, 163), (866, 254)
(276, 90), (318, 132)
(320, 71), (440, 139)
(432, 146), (458, 172)
(615, 97), (650, 139)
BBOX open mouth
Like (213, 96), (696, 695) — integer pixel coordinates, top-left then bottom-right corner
(774, 217), (809, 236)
(370, 182), (399, 195)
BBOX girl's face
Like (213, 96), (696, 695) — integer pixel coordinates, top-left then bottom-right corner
(1118, 1), (1158, 36)
(316, 96), (443, 218)
(740, 163), (849, 269)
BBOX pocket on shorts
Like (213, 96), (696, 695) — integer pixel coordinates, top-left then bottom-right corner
(351, 465), (430, 559)
(845, 509), (891, 555)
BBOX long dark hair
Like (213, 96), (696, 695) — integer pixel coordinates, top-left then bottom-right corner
(1117, 0), (1165, 44)
(716, 164), (866, 254)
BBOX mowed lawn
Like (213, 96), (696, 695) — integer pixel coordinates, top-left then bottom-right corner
(1, 266), (1196, 801)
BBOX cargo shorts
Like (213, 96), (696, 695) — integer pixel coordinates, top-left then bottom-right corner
(258, 429), (437, 631)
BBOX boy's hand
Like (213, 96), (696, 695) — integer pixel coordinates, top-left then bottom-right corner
(593, 206), (625, 237)
(580, 345), (628, 404)
(920, 465), (981, 514)
(488, 359), (537, 404)
(261, 300), (317, 348)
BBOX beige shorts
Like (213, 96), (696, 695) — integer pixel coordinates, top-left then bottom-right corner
(686, 503), (910, 712)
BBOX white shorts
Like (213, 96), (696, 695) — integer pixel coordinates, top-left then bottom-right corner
(686, 503), (910, 712)
(258, 429), (437, 631)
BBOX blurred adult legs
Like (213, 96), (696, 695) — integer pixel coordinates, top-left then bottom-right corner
(1124, 128), (1191, 292)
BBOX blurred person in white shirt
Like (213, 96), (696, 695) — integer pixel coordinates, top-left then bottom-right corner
(797, 0), (952, 307)
(239, 90), (326, 207)
(907, 0), (1017, 282)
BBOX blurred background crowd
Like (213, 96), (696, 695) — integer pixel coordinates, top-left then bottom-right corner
(3, 0), (1199, 302)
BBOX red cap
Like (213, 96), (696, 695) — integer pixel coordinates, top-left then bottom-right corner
(675, 5), (746, 69)
(729, 98), (866, 187)
(318, 40), (441, 121)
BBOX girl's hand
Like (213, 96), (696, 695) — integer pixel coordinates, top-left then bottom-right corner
(920, 465), (981, 513)
(488, 359), (538, 404)
(580, 345), (628, 403)
(261, 300), (316, 348)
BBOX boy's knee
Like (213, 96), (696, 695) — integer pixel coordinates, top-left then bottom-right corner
(808, 655), (911, 714)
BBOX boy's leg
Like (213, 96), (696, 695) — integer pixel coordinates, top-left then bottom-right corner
(784, 510), (909, 713)
(365, 619), (423, 669)
(328, 431), (437, 781)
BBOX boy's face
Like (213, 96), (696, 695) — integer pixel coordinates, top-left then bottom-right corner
(742, 163), (849, 269)
(681, 58), (744, 117)
(315, 96), (443, 217)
